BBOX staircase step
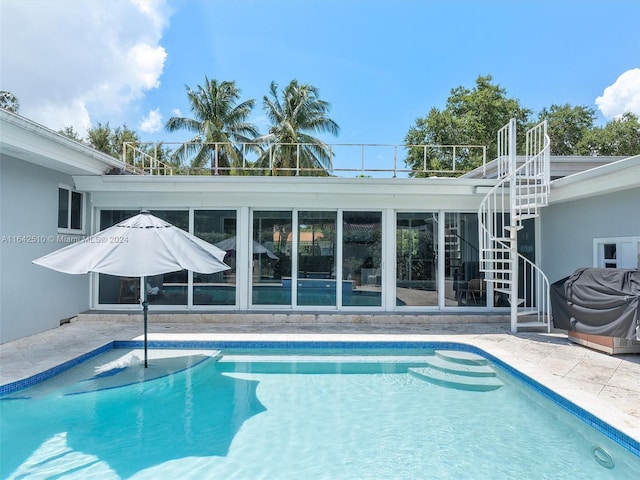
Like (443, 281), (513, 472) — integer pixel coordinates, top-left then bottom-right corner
(409, 367), (504, 392)
(492, 237), (514, 242)
(424, 356), (496, 377)
(515, 213), (539, 221)
(516, 173), (545, 179)
(493, 287), (512, 294)
(515, 187), (545, 193)
(516, 202), (547, 210)
(516, 320), (549, 330)
(503, 225), (523, 232)
(434, 350), (488, 366)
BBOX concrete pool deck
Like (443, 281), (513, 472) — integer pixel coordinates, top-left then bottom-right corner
(1, 319), (639, 444)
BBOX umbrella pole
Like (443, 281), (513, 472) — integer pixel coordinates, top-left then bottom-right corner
(142, 276), (148, 368)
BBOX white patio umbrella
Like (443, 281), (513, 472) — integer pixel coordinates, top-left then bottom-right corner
(215, 236), (279, 260)
(33, 211), (230, 367)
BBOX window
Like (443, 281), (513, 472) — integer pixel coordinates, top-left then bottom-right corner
(396, 212), (438, 307)
(252, 211), (292, 306)
(58, 186), (84, 231)
(594, 237), (640, 269)
(342, 211), (382, 307)
(97, 209), (189, 306)
(298, 211), (337, 307)
(445, 213), (484, 307)
(194, 210), (237, 306)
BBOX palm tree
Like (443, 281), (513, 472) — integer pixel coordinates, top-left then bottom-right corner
(165, 78), (258, 174)
(257, 80), (339, 176)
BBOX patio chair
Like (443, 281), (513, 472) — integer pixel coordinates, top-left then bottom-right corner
(467, 278), (486, 304)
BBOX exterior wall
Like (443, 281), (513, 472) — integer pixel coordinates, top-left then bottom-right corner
(0, 156), (90, 343)
(540, 188), (640, 284)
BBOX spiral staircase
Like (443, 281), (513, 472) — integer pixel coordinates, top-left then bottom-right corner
(478, 119), (551, 333)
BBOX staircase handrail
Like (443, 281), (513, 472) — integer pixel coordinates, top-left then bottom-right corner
(478, 119), (551, 332)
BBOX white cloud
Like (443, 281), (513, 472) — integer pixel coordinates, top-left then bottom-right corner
(0, 0), (170, 135)
(139, 108), (163, 133)
(595, 68), (640, 119)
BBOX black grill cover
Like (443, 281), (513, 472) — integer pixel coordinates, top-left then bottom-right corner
(551, 268), (640, 340)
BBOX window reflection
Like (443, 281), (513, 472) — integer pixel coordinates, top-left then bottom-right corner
(252, 211), (292, 305)
(297, 211), (337, 306)
(445, 213), (483, 307)
(396, 213), (438, 307)
(342, 211), (382, 307)
(194, 210), (237, 305)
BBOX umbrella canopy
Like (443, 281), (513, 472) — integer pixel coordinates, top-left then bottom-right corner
(33, 211), (230, 367)
(215, 236), (279, 260)
(34, 211), (230, 276)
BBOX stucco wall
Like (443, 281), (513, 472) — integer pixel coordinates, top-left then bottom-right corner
(540, 188), (640, 284)
(0, 156), (90, 343)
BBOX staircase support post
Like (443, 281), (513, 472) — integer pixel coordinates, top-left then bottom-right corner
(508, 119), (518, 333)
(510, 226), (518, 333)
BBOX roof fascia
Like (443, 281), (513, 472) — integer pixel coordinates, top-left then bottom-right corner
(549, 155), (640, 204)
(0, 110), (125, 175)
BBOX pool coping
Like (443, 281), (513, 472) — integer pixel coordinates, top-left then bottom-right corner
(2, 338), (639, 458)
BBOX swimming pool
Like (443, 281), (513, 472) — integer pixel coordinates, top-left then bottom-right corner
(1, 341), (639, 479)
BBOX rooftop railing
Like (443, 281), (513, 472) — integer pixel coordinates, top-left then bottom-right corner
(122, 142), (487, 178)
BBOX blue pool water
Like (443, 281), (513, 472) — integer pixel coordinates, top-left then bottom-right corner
(1, 343), (638, 479)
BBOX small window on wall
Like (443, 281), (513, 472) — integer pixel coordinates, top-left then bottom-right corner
(58, 186), (83, 231)
(602, 244), (617, 268)
(594, 236), (640, 269)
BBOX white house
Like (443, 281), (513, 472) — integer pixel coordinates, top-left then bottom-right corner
(1, 109), (638, 343)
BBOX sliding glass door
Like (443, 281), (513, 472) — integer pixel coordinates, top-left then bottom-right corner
(396, 212), (438, 307)
(297, 211), (337, 306)
(342, 211), (382, 307)
(252, 211), (292, 306)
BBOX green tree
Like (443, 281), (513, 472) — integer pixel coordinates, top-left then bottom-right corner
(86, 122), (141, 161)
(58, 125), (84, 142)
(537, 104), (596, 155)
(577, 112), (640, 156)
(257, 80), (339, 176)
(404, 75), (531, 176)
(165, 78), (258, 174)
(0, 91), (19, 113)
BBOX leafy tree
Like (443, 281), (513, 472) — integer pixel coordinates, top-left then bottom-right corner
(165, 77), (258, 174)
(58, 125), (84, 143)
(257, 80), (339, 176)
(86, 122), (141, 161)
(536, 104), (596, 155)
(0, 91), (19, 113)
(86, 123), (113, 154)
(577, 112), (640, 156)
(404, 75), (531, 176)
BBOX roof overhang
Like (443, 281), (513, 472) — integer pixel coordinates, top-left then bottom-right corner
(0, 110), (125, 175)
(549, 155), (640, 204)
(74, 175), (499, 211)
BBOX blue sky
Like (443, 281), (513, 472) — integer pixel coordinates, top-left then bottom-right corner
(2, 0), (639, 147)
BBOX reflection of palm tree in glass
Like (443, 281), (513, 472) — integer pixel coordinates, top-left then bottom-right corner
(257, 80), (339, 176)
(165, 78), (259, 174)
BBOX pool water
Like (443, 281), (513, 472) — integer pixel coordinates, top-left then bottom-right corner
(1, 346), (638, 479)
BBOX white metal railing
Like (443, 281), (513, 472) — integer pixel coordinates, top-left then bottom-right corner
(122, 143), (174, 175)
(515, 121), (551, 221)
(478, 119), (551, 333)
(121, 142), (486, 177)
